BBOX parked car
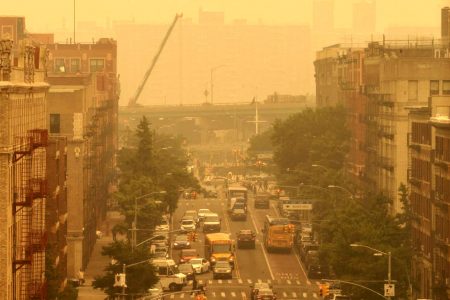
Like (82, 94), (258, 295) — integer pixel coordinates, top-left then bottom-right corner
(299, 242), (319, 261)
(237, 229), (256, 249)
(307, 264), (330, 279)
(255, 288), (277, 300)
(179, 249), (199, 264)
(178, 263), (195, 281)
(230, 208), (247, 221)
(190, 257), (210, 274)
(173, 234), (191, 249)
(212, 260), (232, 279)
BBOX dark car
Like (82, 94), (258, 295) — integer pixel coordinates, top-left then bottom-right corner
(307, 264), (330, 279)
(299, 242), (319, 261)
(178, 263), (195, 281)
(230, 208), (247, 221)
(237, 229), (256, 249)
(173, 234), (191, 249)
(254, 193), (270, 209)
(212, 261), (233, 279)
(179, 248), (199, 264)
(257, 288), (277, 300)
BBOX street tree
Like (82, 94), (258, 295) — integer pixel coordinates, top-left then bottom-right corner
(93, 241), (158, 297)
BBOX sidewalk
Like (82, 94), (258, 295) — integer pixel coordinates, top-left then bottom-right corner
(78, 210), (125, 299)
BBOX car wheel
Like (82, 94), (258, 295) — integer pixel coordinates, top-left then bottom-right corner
(169, 283), (177, 291)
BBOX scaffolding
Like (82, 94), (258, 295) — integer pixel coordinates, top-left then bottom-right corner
(12, 129), (48, 300)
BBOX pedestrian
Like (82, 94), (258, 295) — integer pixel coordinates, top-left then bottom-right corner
(78, 269), (85, 285)
(192, 273), (198, 290)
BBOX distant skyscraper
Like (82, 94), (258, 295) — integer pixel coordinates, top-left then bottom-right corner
(313, 0), (334, 32)
(352, 0), (376, 35)
(442, 6), (450, 42)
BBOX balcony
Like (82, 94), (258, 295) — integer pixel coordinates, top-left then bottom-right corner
(378, 156), (394, 172)
(434, 232), (450, 248)
(378, 125), (395, 140)
(407, 133), (421, 152)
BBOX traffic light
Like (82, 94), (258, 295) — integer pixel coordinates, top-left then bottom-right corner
(192, 232), (197, 242)
(319, 283), (329, 297)
(114, 273), (127, 288)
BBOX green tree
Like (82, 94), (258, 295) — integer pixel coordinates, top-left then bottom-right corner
(135, 116), (155, 177)
(93, 241), (158, 298)
(248, 128), (274, 154)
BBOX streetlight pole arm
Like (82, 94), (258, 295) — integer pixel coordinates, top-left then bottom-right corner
(328, 185), (354, 199)
(350, 243), (388, 256)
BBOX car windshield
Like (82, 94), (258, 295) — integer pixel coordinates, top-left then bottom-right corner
(215, 261), (230, 268)
(175, 235), (188, 242)
(190, 258), (202, 264)
(254, 283), (271, 289)
(178, 264), (193, 272)
(233, 208), (245, 213)
(212, 244), (231, 252)
(181, 220), (194, 225)
(182, 249), (197, 256)
(258, 289), (274, 296)
(205, 215), (219, 222)
(169, 265), (179, 274)
(185, 211), (197, 217)
(199, 209), (211, 215)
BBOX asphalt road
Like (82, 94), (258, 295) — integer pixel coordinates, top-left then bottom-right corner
(167, 185), (321, 299)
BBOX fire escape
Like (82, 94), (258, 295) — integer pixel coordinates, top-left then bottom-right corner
(11, 43), (48, 300)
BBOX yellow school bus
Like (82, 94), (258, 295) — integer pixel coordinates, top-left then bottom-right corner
(204, 232), (235, 267)
(262, 215), (295, 252)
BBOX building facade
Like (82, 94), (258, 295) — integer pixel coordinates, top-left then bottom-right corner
(407, 96), (450, 299)
(46, 38), (119, 277)
(0, 38), (49, 299)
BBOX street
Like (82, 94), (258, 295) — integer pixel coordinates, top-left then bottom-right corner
(168, 186), (321, 299)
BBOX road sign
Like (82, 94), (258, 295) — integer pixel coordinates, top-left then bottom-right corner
(384, 283), (395, 297)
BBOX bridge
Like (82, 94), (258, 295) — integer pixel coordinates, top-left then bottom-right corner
(119, 101), (312, 161)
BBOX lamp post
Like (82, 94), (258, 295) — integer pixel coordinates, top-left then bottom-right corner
(350, 243), (392, 299)
(328, 184), (354, 200)
(210, 65), (226, 104)
(311, 164), (329, 172)
(132, 191), (167, 252)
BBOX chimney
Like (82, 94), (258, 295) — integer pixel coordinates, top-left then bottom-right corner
(442, 7), (450, 43)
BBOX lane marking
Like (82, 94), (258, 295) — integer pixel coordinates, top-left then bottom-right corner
(218, 279), (223, 284)
(303, 292), (307, 298)
(241, 291), (247, 299)
(212, 292), (216, 297)
(313, 292), (318, 298)
(296, 280), (300, 285)
(238, 279), (243, 284)
(221, 292), (226, 298)
(170, 294), (175, 299)
(228, 279), (232, 283)
(282, 292), (288, 298)
(292, 292), (297, 298)
(287, 279), (292, 285)
(180, 292), (185, 298)
(247, 279), (252, 284)
(231, 292), (236, 297)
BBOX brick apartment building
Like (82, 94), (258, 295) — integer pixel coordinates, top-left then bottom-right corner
(0, 35), (49, 300)
(407, 96), (450, 299)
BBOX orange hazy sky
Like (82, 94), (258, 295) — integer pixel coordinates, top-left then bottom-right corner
(2, 0), (448, 33)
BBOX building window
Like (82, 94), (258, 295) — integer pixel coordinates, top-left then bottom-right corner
(430, 80), (439, 95)
(1, 25), (13, 40)
(50, 114), (60, 134)
(54, 58), (66, 73)
(89, 59), (105, 73)
(408, 80), (418, 101)
(71, 58), (81, 73)
(443, 80), (450, 95)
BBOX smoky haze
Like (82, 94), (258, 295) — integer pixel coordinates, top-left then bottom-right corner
(2, 0), (447, 105)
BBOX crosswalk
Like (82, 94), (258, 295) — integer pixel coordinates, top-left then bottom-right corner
(187, 278), (321, 286)
(165, 290), (319, 299)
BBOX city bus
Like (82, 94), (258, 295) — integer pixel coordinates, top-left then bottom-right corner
(262, 215), (295, 252)
(204, 232), (235, 268)
(226, 186), (248, 212)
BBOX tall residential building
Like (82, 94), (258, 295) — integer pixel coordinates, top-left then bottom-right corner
(312, 0), (334, 32)
(113, 12), (311, 105)
(46, 38), (119, 277)
(407, 96), (450, 300)
(0, 37), (49, 300)
(352, 0), (376, 36)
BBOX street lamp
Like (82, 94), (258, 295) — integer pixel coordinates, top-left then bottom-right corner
(328, 184), (354, 200)
(311, 164), (329, 172)
(350, 243), (392, 299)
(210, 64), (226, 104)
(132, 191), (167, 252)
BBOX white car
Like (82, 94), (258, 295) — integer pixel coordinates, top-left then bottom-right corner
(198, 208), (212, 221)
(180, 219), (196, 232)
(190, 257), (210, 274)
